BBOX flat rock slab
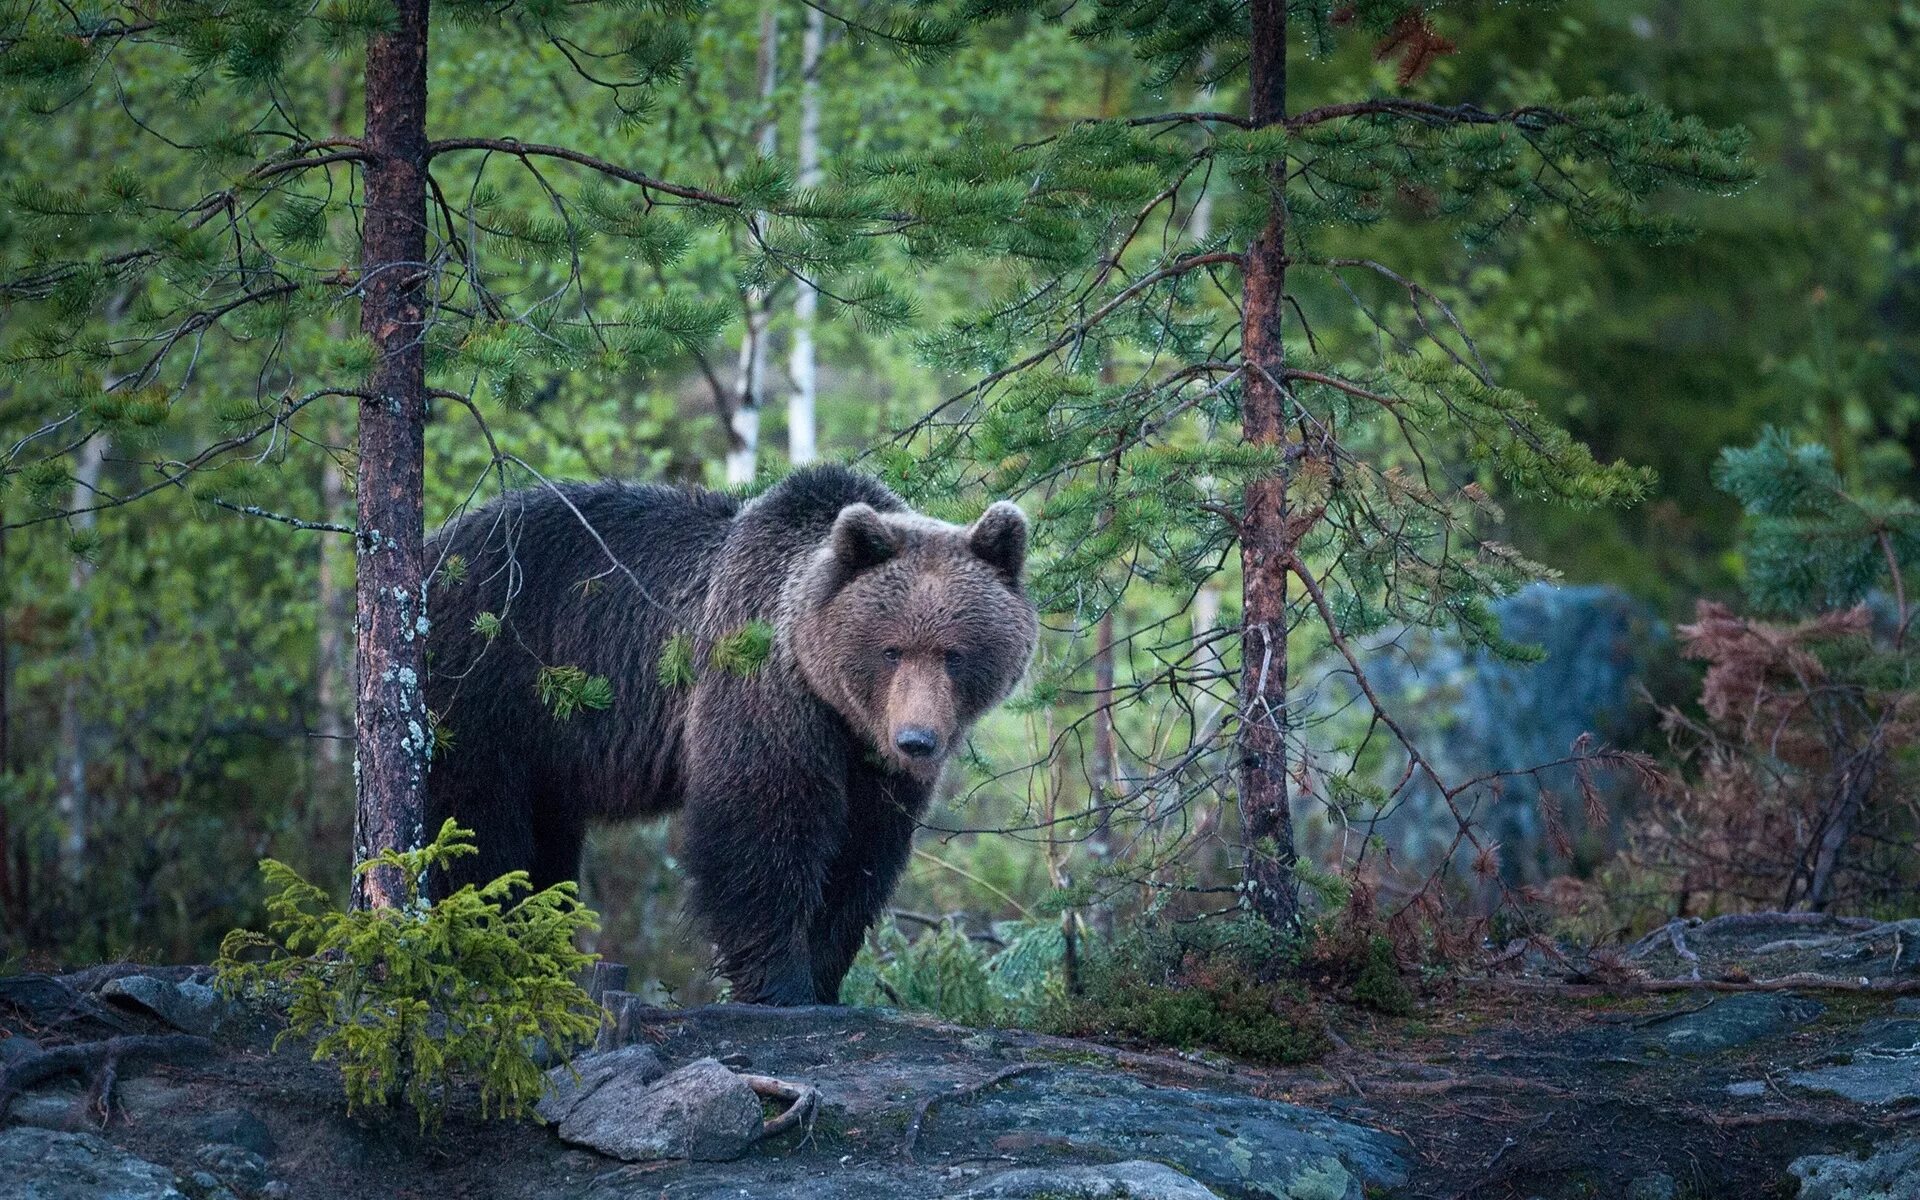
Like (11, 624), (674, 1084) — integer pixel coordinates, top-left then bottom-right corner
(1791, 1135), (1920, 1200)
(914, 1067), (1404, 1200)
(1787, 1018), (1920, 1106)
(0, 1127), (185, 1200)
(953, 1161), (1223, 1199)
(553, 1056), (762, 1162)
(1634, 993), (1825, 1057)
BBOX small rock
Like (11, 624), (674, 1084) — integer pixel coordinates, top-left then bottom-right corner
(717, 1052), (752, 1069)
(188, 1171), (241, 1200)
(190, 1111), (274, 1159)
(1625, 1172), (1677, 1200)
(261, 1183), (289, 1200)
(1894, 997), (1920, 1016)
(952, 1160), (1221, 1199)
(1724, 1080), (1767, 1098)
(1790, 1136), (1920, 1200)
(536, 1043), (667, 1125)
(196, 1143), (271, 1194)
(0, 1127), (186, 1200)
(100, 975), (228, 1036)
(553, 1057), (762, 1163)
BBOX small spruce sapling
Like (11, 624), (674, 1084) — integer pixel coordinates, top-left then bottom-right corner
(215, 820), (602, 1127)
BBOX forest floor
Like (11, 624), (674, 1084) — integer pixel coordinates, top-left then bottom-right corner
(2, 912), (1917, 1200)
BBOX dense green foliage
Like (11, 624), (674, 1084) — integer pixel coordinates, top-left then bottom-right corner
(214, 820), (601, 1126)
(0, 0), (1915, 1015)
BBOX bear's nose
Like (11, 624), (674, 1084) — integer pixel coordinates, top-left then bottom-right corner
(894, 726), (940, 759)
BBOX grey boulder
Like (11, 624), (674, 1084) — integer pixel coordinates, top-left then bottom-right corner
(99, 976), (228, 1037)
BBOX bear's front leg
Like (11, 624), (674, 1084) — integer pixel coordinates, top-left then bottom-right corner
(681, 713), (849, 1006)
(808, 769), (925, 1002)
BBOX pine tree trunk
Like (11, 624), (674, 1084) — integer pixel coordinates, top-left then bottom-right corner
(55, 434), (105, 884)
(786, 3), (824, 467)
(1235, 0), (1300, 930)
(350, 0), (432, 911)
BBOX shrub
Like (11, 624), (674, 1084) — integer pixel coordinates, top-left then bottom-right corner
(215, 820), (603, 1127)
(1054, 916), (1329, 1064)
(840, 916), (1066, 1026)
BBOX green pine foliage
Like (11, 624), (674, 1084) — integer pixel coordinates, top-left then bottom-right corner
(535, 664), (615, 720)
(1715, 428), (1920, 615)
(214, 820), (602, 1127)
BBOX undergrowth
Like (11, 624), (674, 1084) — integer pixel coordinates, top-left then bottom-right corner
(215, 820), (603, 1128)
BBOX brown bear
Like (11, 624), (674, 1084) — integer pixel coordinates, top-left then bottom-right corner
(424, 466), (1037, 1005)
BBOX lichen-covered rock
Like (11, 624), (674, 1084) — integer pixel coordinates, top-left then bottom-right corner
(952, 1161), (1221, 1199)
(195, 1143), (270, 1195)
(1787, 1019), (1920, 1106)
(1638, 993), (1824, 1057)
(554, 1056), (761, 1163)
(0, 1128), (185, 1200)
(536, 1043), (667, 1125)
(913, 1066), (1405, 1200)
(1790, 1136), (1920, 1200)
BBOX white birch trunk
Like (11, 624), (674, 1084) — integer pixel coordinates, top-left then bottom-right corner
(727, 2), (781, 486)
(786, 4), (825, 467)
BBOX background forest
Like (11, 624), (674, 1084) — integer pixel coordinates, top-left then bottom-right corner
(2, 0), (1917, 1021)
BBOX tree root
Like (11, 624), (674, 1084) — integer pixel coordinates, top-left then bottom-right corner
(741, 1072), (821, 1143)
(899, 1063), (1043, 1160)
(1465, 974), (1920, 997)
(0, 1034), (209, 1126)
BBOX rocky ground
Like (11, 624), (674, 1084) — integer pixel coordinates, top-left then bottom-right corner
(3, 913), (1917, 1200)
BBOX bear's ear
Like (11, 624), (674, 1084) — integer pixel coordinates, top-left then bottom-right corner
(831, 503), (897, 573)
(969, 501), (1028, 582)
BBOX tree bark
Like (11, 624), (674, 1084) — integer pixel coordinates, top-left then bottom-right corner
(350, 0), (432, 911)
(786, 2), (824, 467)
(1235, 0), (1300, 930)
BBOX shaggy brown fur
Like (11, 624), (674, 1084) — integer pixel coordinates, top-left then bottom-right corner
(424, 466), (1036, 1004)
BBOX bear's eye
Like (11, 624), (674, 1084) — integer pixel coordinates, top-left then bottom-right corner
(882, 647), (901, 665)
(944, 649), (963, 674)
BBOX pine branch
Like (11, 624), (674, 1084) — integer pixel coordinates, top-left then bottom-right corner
(427, 138), (743, 207)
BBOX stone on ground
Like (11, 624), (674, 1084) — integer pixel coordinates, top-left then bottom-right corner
(536, 1043), (667, 1125)
(552, 1056), (761, 1163)
(99, 976), (229, 1037)
(1787, 1019), (1920, 1106)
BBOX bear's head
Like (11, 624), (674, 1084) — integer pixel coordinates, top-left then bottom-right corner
(790, 500), (1038, 780)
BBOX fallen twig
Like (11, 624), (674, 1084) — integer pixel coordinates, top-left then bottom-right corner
(900, 1063), (1043, 1160)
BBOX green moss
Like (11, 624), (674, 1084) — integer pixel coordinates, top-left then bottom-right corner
(1351, 936), (1414, 1017)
